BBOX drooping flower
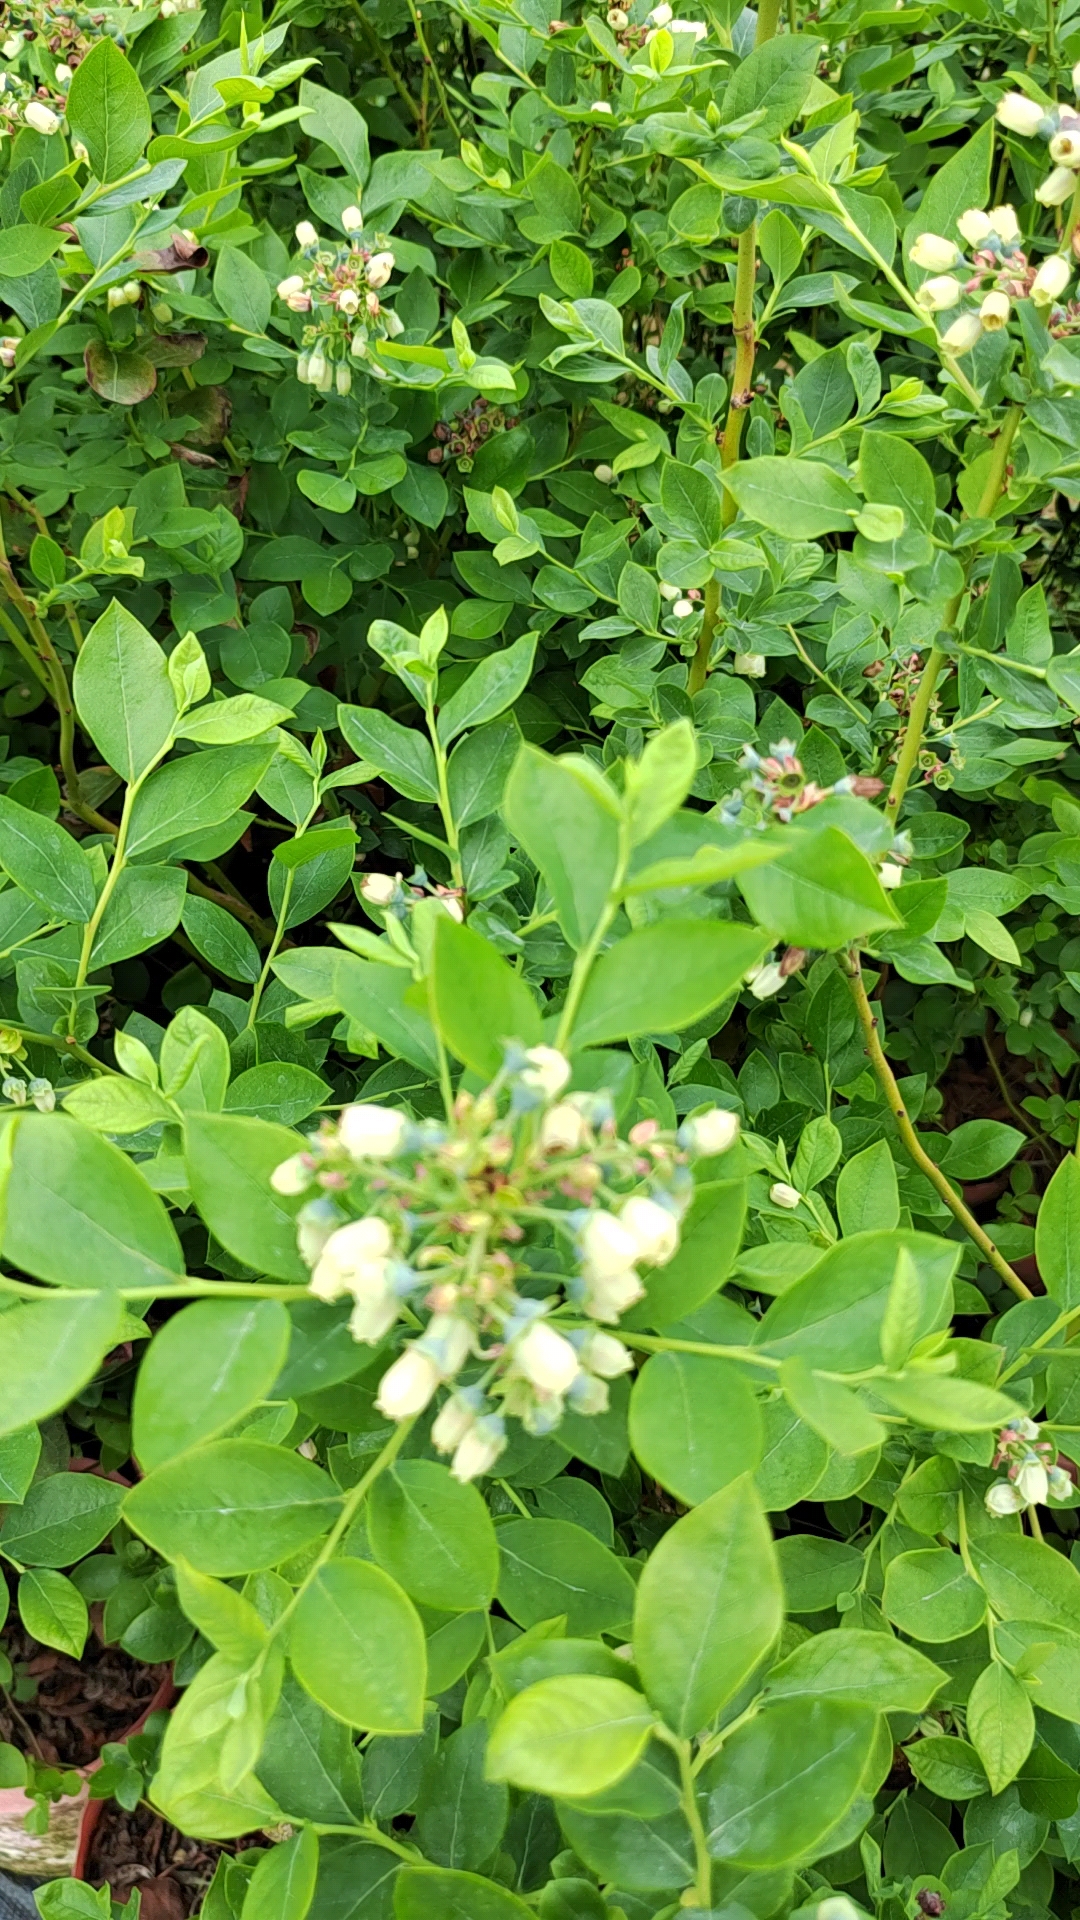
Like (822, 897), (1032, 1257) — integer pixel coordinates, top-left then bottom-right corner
(1032, 254), (1071, 304)
(994, 92), (1046, 138)
(520, 1046), (572, 1101)
(514, 1320), (581, 1395)
(376, 1348), (442, 1419)
(620, 1195), (679, 1266)
(909, 233), (960, 271)
(941, 312), (984, 354)
(680, 1108), (739, 1156)
(770, 1181), (802, 1210)
(339, 1103), (408, 1160)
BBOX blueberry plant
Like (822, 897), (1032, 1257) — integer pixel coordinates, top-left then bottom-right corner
(5, 0), (1080, 1916)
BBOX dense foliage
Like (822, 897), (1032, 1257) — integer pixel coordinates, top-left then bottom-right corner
(7, 0), (1080, 1915)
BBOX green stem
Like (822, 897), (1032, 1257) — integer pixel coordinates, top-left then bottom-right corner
(431, 728), (463, 891)
(676, 1738), (712, 1909)
(75, 731), (177, 991)
(554, 821), (632, 1051)
(611, 1330), (781, 1372)
(842, 951), (1031, 1300)
(687, 575), (720, 697)
(884, 403), (1022, 825)
(406, 0), (461, 137)
(269, 1418), (417, 1641)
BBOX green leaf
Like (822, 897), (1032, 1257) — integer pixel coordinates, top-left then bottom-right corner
(90, 863), (187, 968)
(779, 1359), (886, 1456)
(972, 1533), (1080, 1634)
(299, 79), (370, 186)
(907, 1735), (988, 1799)
(858, 431), (936, 534)
(124, 1440), (340, 1575)
(874, 1372), (1022, 1432)
(18, 1569), (88, 1658)
(629, 1353), (763, 1505)
(633, 1475), (782, 1738)
(335, 953), (442, 1079)
(570, 920), (770, 1048)
(0, 227), (64, 276)
(503, 746), (621, 950)
(240, 1825), (318, 1920)
(1, 1471), (125, 1567)
(338, 705), (439, 804)
(175, 1558), (269, 1666)
(487, 1675), (654, 1798)
(660, 461), (722, 549)
(394, 1866), (533, 1920)
(292, 1559), (426, 1731)
(883, 1548), (986, 1641)
(368, 1459), (499, 1612)
(4, 1112), (184, 1291)
(701, 1698), (878, 1867)
(0, 794), (96, 923)
(184, 1113), (308, 1281)
(133, 1299), (292, 1472)
(498, 1519), (637, 1637)
(215, 247), (271, 337)
(66, 38), (151, 182)
(765, 1628), (946, 1713)
(437, 634), (538, 746)
(179, 694), (292, 745)
(967, 1661), (1035, 1794)
(754, 1229), (958, 1371)
(722, 33), (820, 136)
(224, 1064), (331, 1127)
(906, 116), (994, 277)
(738, 827), (900, 948)
(0, 1427), (40, 1503)
(73, 599), (176, 782)
(1037, 1153), (1080, 1308)
(181, 894), (262, 984)
(429, 913), (542, 1077)
(414, 1721), (508, 1871)
(721, 457), (860, 538)
(126, 744), (274, 858)
(0, 1291), (122, 1438)
(625, 722), (698, 847)
(835, 1139), (899, 1236)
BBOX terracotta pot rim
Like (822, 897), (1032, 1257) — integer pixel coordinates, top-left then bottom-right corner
(72, 1666), (176, 1880)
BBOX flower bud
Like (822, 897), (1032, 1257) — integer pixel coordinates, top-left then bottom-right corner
(994, 91), (1046, 138)
(359, 871), (398, 906)
(672, 597), (694, 618)
(1, 35), (21, 57)
(271, 1153), (312, 1196)
(451, 1413), (506, 1482)
(515, 1320), (581, 1395)
(748, 959), (786, 999)
(342, 205), (364, 232)
(594, 464), (614, 483)
(989, 203), (1021, 241)
(1032, 253), (1071, 303)
(1049, 1464), (1074, 1502)
(54, 63), (72, 85)
(540, 1101), (590, 1154)
(979, 290), (1010, 331)
(336, 364), (352, 396)
(879, 861), (905, 888)
(1051, 128), (1080, 168)
(584, 1266), (645, 1320)
(277, 273), (306, 299)
(73, 140), (89, 164)
(376, 1348), (441, 1419)
(1037, 165), (1076, 205)
(296, 1197), (341, 1267)
(909, 232), (960, 271)
(915, 274), (962, 312)
(339, 1103), (408, 1160)
(579, 1209), (640, 1277)
(2, 1077), (26, 1106)
(338, 287), (360, 316)
(659, 581), (680, 600)
(520, 1045), (571, 1100)
(432, 1390), (481, 1455)
(770, 1181), (802, 1210)
(590, 100), (613, 113)
(28, 1077), (54, 1112)
(24, 101), (59, 135)
(650, 2), (673, 19)
(941, 311), (984, 353)
(956, 207), (994, 246)
(985, 1479), (1025, 1516)
(295, 220), (318, 248)
(1016, 1459), (1049, 1505)
(366, 251), (395, 289)
(681, 1107), (739, 1157)
(733, 652), (766, 677)
(620, 1195), (679, 1266)
(419, 1312), (473, 1378)
(607, 8), (628, 25)
(579, 1331), (633, 1378)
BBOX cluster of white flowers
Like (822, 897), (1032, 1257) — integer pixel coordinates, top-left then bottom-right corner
(910, 199), (1070, 357)
(985, 1417), (1073, 1515)
(275, 213), (400, 395)
(1, 1074), (54, 1111)
(997, 73), (1080, 209)
(270, 1048), (740, 1480)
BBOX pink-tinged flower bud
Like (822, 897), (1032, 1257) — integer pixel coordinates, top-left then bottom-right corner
(339, 1103), (408, 1160)
(451, 1413), (506, 1481)
(376, 1348), (441, 1419)
(769, 1181), (802, 1210)
(366, 251), (395, 289)
(515, 1320), (580, 1395)
(909, 232), (959, 271)
(940, 311), (984, 353)
(1032, 253), (1071, 303)
(994, 91), (1045, 138)
(620, 1195), (679, 1266)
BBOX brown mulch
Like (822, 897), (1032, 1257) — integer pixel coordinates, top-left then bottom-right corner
(83, 1804), (251, 1919)
(0, 1620), (168, 1770)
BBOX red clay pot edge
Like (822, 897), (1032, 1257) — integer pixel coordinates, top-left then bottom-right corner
(73, 1667), (177, 1881)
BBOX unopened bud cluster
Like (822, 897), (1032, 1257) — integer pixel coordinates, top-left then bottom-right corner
(985, 1417), (1073, 1514)
(428, 396), (520, 472)
(909, 199), (1072, 355)
(718, 738), (884, 830)
(277, 214), (401, 395)
(270, 1045), (740, 1480)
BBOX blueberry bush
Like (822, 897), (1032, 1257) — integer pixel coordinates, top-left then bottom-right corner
(6, 0), (1080, 1916)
